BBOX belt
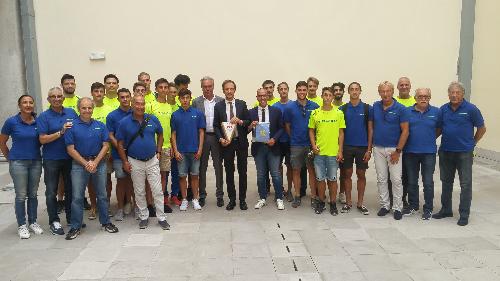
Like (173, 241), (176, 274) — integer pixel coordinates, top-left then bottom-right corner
(82, 156), (97, 161)
(128, 155), (155, 162)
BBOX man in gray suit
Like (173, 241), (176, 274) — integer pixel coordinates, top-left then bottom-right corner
(192, 76), (225, 207)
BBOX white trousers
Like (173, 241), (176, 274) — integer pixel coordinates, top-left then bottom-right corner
(128, 156), (166, 221)
(373, 146), (403, 211)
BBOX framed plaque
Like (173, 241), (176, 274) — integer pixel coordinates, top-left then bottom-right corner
(255, 122), (270, 143)
(222, 121), (236, 141)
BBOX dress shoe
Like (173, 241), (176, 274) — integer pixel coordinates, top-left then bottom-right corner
(457, 217), (469, 226)
(432, 210), (453, 219)
(239, 201), (248, 210)
(217, 198), (224, 207)
(199, 198), (206, 207)
(226, 201), (236, 211)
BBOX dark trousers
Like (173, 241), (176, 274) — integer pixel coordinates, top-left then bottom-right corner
(404, 153), (436, 212)
(199, 134), (224, 199)
(222, 139), (248, 202)
(43, 159), (72, 224)
(438, 151), (473, 219)
(300, 167), (307, 197)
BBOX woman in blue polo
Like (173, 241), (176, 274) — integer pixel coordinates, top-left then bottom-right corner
(0, 95), (43, 239)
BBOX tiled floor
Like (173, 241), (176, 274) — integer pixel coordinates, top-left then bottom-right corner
(0, 157), (499, 281)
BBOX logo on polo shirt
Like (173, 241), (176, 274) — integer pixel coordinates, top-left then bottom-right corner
(192, 115), (197, 118)
(458, 112), (468, 115)
(94, 127), (101, 130)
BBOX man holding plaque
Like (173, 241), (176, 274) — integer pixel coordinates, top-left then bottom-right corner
(214, 80), (251, 211)
(249, 88), (285, 210)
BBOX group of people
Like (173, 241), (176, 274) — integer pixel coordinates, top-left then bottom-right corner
(0, 72), (486, 241)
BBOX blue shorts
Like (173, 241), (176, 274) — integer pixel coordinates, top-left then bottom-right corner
(313, 155), (338, 181)
(112, 159), (127, 179)
(178, 153), (200, 177)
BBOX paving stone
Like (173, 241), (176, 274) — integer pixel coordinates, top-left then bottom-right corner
(351, 254), (401, 272)
(362, 270), (413, 281)
(433, 252), (485, 269)
(58, 261), (112, 280)
(320, 271), (367, 281)
(233, 257), (276, 275)
(312, 255), (360, 273)
(123, 233), (162, 247)
(405, 269), (460, 281)
(233, 242), (271, 258)
(103, 260), (151, 279)
(452, 267), (500, 281)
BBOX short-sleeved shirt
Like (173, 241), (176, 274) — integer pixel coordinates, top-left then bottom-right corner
(62, 95), (80, 112)
(439, 100), (484, 152)
(103, 95), (120, 109)
(65, 118), (109, 158)
(272, 100), (293, 143)
(396, 96), (416, 107)
(283, 100), (319, 146)
(308, 108), (346, 156)
(115, 114), (163, 160)
(371, 99), (409, 147)
(171, 107), (206, 153)
(341, 102), (373, 147)
(92, 104), (114, 124)
(144, 91), (156, 104)
(1, 114), (41, 160)
(307, 96), (323, 106)
(106, 107), (132, 159)
(151, 101), (173, 149)
(37, 107), (78, 160)
(405, 105), (441, 154)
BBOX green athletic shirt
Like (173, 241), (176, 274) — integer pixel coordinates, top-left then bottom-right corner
(62, 95), (80, 111)
(308, 107), (346, 157)
(92, 104), (113, 124)
(396, 96), (416, 107)
(252, 96), (280, 108)
(307, 96), (323, 106)
(151, 101), (173, 148)
(103, 95), (120, 109)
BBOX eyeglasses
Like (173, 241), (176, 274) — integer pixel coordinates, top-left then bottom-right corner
(49, 95), (63, 99)
(416, 95), (431, 100)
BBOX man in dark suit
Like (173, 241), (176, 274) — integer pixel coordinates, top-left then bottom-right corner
(249, 88), (285, 210)
(191, 76), (225, 207)
(213, 80), (251, 210)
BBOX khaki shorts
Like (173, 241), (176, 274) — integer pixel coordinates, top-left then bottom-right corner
(160, 148), (172, 172)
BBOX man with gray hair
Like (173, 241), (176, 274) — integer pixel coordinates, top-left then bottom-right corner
(402, 88), (441, 220)
(433, 81), (486, 226)
(192, 76), (225, 207)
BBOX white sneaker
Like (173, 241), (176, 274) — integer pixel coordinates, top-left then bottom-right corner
(29, 222), (44, 235)
(254, 199), (266, 209)
(18, 225), (30, 239)
(180, 199), (188, 211)
(277, 199), (285, 210)
(123, 202), (132, 215)
(192, 199), (202, 210)
(339, 192), (347, 204)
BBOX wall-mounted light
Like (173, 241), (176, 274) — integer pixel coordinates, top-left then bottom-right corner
(89, 51), (105, 60)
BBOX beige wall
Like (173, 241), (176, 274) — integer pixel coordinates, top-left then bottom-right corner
(34, 0), (461, 107)
(471, 0), (500, 152)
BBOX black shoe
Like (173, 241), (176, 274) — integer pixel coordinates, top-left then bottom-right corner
(217, 198), (224, 207)
(311, 198), (319, 210)
(49, 221), (65, 235)
(102, 223), (119, 233)
(329, 202), (338, 216)
(314, 201), (324, 214)
(65, 228), (80, 240)
(158, 220), (170, 230)
(402, 199), (409, 209)
(291, 197), (301, 208)
(394, 210), (403, 220)
(148, 205), (157, 217)
(432, 210), (453, 219)
(164, 204), (173, 213)
(402, 207), (416, 216)
(199, 198), (206, 207)
(240, 201), (248, 210)
(57, 200), (65, 214)
(457, 217), (469, 226)
(377, 208), (390, 217)
(422, 210), (432, 220)
(139, 219), (149, 229)
(83, 197), (91, 210)
(226, 201), (236, 211)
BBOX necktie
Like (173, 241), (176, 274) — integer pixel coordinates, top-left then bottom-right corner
(261, 108), (266, 122)
(229, 102), (234, 119)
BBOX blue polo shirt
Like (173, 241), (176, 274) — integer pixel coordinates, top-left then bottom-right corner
(404, 105), (441, 154)
(115, 113), (162, 160)
(171, 107), (206, 153)
(65, 118), (109, 158)
(341, 102), (372, 147)
(439, 100), (484, 152)
(272, 100), (293, 143)
(371, 99), (409, 147)
(106, 107), (132, 159)
(37, 107), (78, 160)
(283, 100), (319, 146)
(1, 114), (41, 160)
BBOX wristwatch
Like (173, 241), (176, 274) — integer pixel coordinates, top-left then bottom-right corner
(395, 148), (402, 153)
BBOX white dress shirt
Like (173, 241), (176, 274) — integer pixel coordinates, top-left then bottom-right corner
(203, 96), (217, 133)
(225, 99), (238, 137)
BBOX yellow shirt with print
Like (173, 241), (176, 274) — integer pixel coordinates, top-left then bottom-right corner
(151, 101), (173, 149)
(396, 96), (416, 107)
(63, 95), (80, 112)
(103, 95), (120, 109)
(308, 108), (346, 157)
(92, 104), (114, 124)
(252, 96), (280, 108)
(307, 95), (323, 106)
